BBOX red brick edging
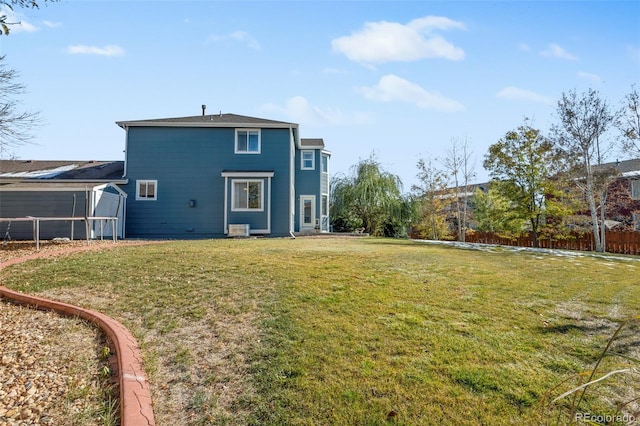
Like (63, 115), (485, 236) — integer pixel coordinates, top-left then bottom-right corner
(0, 244), (156, 426)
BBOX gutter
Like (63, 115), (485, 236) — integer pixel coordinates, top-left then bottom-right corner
(0, 179), (129, 185)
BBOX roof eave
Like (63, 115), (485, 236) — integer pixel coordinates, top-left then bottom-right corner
(0, 178), (128, 185)
(116, 121), (299, 130)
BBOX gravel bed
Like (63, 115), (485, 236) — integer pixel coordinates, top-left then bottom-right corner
(1, 240), (126, 425)
(0, 302), (112, 425)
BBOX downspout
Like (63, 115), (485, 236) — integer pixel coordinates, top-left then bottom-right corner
(122, 126), (129, 178)
(120, 124), (129, 239)
(289, 126), (296, 236)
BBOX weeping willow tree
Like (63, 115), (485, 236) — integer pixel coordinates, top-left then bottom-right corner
(330, 156), (413, 237)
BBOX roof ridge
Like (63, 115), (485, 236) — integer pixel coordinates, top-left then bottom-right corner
(116, 112), (297, 127)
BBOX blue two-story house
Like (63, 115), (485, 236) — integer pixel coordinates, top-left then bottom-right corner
(116, 112), (330, 238)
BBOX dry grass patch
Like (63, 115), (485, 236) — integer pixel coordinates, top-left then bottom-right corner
(1, 237), (639, 425)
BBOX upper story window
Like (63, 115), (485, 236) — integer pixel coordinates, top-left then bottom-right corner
(235, 129), (261, 154)
(301, 150), (315, 170)
(321, 154), (329, 173)
(136, 180), (157, 201)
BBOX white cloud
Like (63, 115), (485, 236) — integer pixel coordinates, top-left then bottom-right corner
(66, 45), (125, 57)
(517, 42), (531, 52)
(331, 15), (465, 64)
(261, 96), (373, 126)
(496, 86), (553, 104)
(1, 6), (38, 33)
(207, 30), (261, 50)
(540, 43), (578, 61)
(577, 71), (602, 83)
(356, 74), (464, 112)
(42, 20), (62, 29)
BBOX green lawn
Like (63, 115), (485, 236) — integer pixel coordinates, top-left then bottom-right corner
(2, 238), (639, 425)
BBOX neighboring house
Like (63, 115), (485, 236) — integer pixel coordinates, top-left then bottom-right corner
(0, 160), (127, 239)
(437, 158), (640, 233)
(116, 112), (330, 238)
(598, 158), (640, 230)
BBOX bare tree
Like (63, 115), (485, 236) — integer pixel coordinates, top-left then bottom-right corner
(442, 137), (475, 241)
(0, 55), (40, 157)
(413, 157), (451, 240)
(0, 1), (54, 155)
(552, 88), (615, 252)
(616, 85), (640, 157)
(1, 0), (58, 35)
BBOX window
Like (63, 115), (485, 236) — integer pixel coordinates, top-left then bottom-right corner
(235, 129), (260, 153)
(631, 180), (640, 200)
(301, 150), (314, 170)
(321, 194), (328, 216)
(232, 180), (263, 211)
(321, 154), (329, 173)
(136, 180), (157, 200)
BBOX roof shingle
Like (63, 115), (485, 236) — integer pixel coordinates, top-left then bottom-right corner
(117, 113), (296, 128)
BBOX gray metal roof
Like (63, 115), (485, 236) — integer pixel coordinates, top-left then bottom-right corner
(0, 160), (125, 181)
(117, 113), (297, 129)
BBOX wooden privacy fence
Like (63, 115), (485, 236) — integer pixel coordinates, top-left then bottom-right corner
(463, 231), (640, 255)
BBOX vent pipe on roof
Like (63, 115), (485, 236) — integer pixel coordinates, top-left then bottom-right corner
(202, 104), (206, 116)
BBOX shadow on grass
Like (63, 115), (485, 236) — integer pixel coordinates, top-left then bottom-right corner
(537, 321), (617, 335)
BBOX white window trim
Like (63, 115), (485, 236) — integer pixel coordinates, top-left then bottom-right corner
(221, 172), (274, 235)
(136, 180), (157, 201)
(231, 179), (264, 212)
(301, 150), (315, 170)
(235, 129), (261, 154)
(300, 195), (316, 228)
(321, 194), (329, 216)
(321, 153), (329, 173)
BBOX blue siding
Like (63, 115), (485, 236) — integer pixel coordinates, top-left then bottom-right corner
(294, 149), (323, 231)
(123, 126), (292, 237)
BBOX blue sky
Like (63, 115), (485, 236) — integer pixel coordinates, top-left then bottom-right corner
(2, 0), (639, 190)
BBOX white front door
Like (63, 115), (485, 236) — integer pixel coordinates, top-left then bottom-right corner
(300, 195), (316, 231)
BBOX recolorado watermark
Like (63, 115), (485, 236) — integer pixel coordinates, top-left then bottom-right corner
(575, 412), (636, 424)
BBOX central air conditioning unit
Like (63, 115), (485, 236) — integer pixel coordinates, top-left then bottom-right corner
(228, 224), (250, 237)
